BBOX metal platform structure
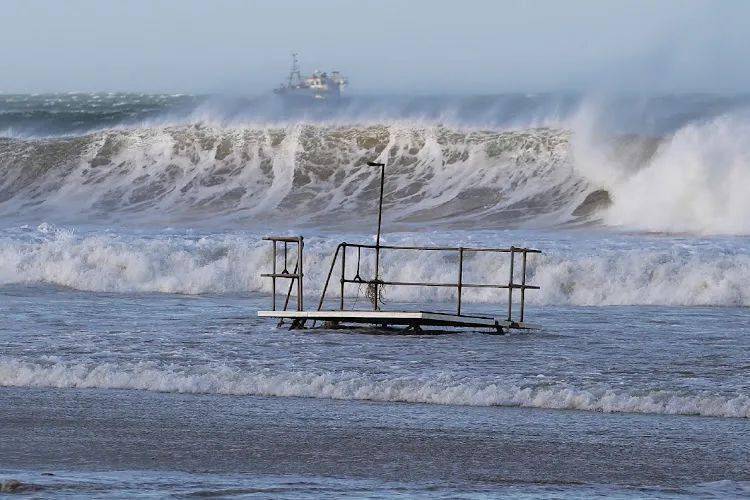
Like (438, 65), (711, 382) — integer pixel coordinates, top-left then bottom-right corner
(257, 310), (537, 333)
(257, 162), (541, 334)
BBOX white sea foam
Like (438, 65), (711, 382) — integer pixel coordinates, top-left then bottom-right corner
(1, 358), (747, 418)
(3, 109), (750, 235)
(572, 109), (750, 235)
(0, 124), (583, 227)
(1, 224), (748, 306)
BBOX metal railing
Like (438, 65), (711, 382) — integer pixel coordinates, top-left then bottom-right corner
(315, 242), (540, 323)
(261, 236), (304, 311)
(260, 160), (541, 326)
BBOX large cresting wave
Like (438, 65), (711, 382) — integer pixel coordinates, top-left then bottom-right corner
(2, 112), (749, 233)
(0, 123), (595, 228)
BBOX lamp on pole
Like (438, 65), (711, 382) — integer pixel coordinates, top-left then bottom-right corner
(367, 161), (386, 310)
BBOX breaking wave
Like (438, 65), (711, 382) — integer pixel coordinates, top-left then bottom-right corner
(600, 113), (750, 234)
(1, 224), (748, 306)
(1, 358), (747, 418)
(2, 91), (750, 234)
(0, 124), (593, 228)
(0, 117), (748, 234)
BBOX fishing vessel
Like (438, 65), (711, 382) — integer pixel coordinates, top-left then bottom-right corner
(273, 53), (348, 102)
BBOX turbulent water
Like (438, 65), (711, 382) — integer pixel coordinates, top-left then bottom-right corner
(0, 124), (585, 226)
(1, 93), (748, 497)
(1, 93), (749, 234)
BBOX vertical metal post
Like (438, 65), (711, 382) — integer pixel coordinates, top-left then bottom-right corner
(374, 163), (385, 310)
(272, 241), (277, 311)
(457, 247), (464, 316)
(282, 262), (297, 312)
(507, 247), (515, 322)
(340, 244), (346, 310)
(520, 250), (527, 322)
(283, 242), (288, 273)
(367, 161), (386, 311)
(297, 237), (304, 311)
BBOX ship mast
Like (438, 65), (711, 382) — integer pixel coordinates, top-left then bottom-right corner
(288, 53), (302, 87)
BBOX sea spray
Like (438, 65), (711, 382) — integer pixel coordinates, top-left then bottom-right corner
(603, 113), (750, 234)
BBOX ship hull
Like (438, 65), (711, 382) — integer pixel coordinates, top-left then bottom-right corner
(274, 88), (343, 101)
(274, 91), (349, 108)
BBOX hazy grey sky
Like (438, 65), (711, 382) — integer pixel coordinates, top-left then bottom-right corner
(1, 0), (748, 94)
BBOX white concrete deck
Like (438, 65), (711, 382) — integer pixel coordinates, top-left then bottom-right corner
(257, 310), (536, 330)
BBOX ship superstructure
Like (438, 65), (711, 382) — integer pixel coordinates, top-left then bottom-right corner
(274, 53), (348, 101)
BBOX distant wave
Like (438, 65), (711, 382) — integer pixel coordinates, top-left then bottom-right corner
(0, 93), (200, 137)
(3, 93), (749, 138)
(1, 224), (748, 306)
(1, 358), (747, 418)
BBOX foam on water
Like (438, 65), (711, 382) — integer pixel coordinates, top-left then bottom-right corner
(1, 358), (747, 418)
(1, 224), (748, 306)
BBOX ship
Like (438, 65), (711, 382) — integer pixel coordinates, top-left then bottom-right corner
(273, 53), (348, 102)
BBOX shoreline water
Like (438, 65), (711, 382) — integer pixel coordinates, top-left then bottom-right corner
(1, 387), (748, 497)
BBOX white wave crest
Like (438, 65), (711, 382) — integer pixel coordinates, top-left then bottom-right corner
(577, 111), (750, 235)
(0, 124), (584, 227)
(0, 225), (267, 294)
(3, 101), (750, 236)
(1, 225), (749, 306)
(2, 358), (747, 418)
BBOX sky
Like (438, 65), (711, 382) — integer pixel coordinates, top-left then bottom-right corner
(1, 0), (748, 94)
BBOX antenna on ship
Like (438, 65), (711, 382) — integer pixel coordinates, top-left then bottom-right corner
(288, 52), (301, 87)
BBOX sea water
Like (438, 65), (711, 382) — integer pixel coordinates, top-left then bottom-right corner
(0, 93), (748, 497)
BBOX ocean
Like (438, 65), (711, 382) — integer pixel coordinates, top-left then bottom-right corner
(0, 93), (748, 498)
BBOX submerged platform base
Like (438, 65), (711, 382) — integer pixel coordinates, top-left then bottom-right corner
(257, 310), (536, 334)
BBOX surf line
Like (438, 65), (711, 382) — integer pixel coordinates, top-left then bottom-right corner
(258, 160), (542, 335)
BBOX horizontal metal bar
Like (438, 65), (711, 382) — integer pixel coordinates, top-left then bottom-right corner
(262, 236), (302, 242)
(343, 279), (538, 290)
(338, 243), (541, 254)
(261, 273), (301, 278)
(460, 283), (541, 290)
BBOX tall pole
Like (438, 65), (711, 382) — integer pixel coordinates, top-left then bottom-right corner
(368, 161), (386, 310)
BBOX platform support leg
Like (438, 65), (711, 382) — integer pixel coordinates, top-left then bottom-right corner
(289, 319), (307, 330)
(405, 323), (423, 334)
